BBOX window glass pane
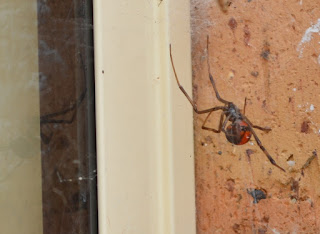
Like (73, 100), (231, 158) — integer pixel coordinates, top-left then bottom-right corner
(0, 1), (42, 233)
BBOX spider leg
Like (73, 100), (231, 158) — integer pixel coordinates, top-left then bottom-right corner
(202, 110), (225, 133)
(243, 98), (247, 115)
(252, 125), (271, 132)
(243, 116), (271, 133)
(244, 119), (285, 172)
(170, 45), (226, 114)
(241, 99), (270, 132)
(239, 98), (272, 133)
(220, 114), (231, 134)
(206, 36), (230, 105)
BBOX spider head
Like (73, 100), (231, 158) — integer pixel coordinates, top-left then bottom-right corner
(226, 102), (242, 121)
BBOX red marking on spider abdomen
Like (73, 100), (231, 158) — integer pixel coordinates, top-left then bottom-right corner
(238, 127), (252, 145)
(225, 120), (252, 145)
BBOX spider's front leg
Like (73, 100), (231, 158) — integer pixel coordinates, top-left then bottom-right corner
(246, 122), (286, 172)
(206, 36), (230, 105)
(170, 45), (226, 114)
(243, 98), (247, 115)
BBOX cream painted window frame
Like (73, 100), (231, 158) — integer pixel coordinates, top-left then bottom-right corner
(94, 0), (195, 233)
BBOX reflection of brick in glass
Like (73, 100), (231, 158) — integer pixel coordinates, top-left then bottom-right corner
(40, 55), (87, 144)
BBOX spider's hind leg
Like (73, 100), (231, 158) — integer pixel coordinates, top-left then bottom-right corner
(252, 125), (271, 133)
(243, 115), (272, 133)
(247, 123), (285, 172)
(241, 98), (271, 133)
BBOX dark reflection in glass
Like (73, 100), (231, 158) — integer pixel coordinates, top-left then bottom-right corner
(37, 0), (97, 233)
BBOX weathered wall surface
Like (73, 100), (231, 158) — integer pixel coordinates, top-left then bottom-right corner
(190, 0), (320, 233)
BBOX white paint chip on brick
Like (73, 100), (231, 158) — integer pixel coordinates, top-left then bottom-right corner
(297, 18), (320, 58)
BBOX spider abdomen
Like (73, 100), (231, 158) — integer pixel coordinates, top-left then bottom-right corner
(225, 120), (252, 145)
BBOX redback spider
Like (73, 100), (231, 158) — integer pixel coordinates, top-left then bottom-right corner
(169, 36), (285, 172)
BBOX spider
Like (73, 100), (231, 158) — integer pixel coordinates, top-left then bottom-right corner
(169, 36), (285, 172)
